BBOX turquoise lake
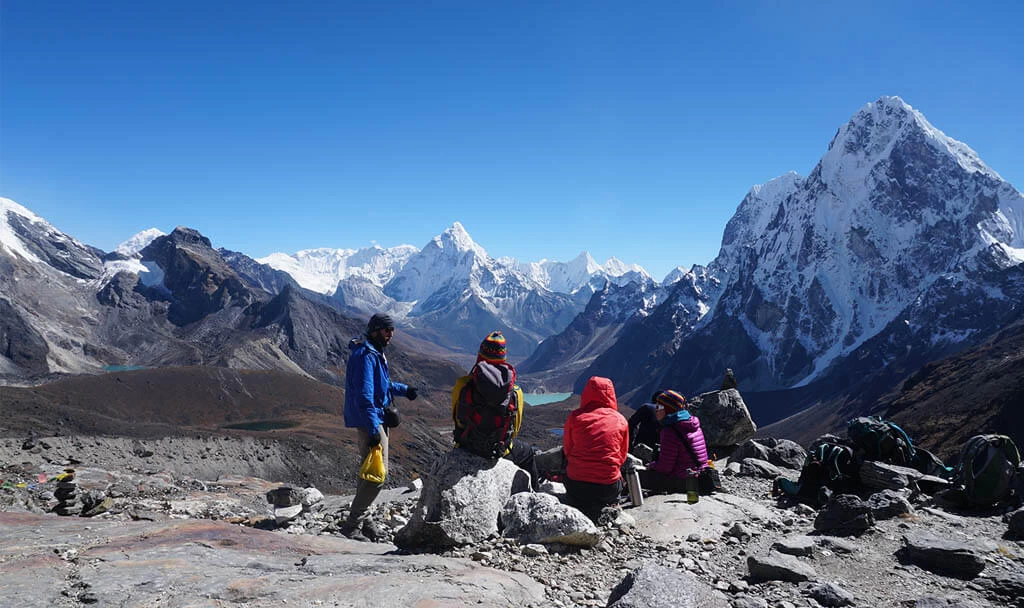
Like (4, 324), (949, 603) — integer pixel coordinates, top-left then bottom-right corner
(103, 365), (147, 372)
(523, 392), (572, 406)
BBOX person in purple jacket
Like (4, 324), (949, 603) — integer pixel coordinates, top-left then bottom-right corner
(638, 389), (708, 494)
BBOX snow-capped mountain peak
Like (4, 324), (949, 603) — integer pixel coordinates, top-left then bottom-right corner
(115, 228), (166, 257)
(0, 197), (45, 261)
(821, 96), (997, 193)
(602, 256), (648, 278)
(431, 221), (489, 258)
(257, 244), (418, 294)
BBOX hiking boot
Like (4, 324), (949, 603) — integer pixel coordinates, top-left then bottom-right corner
(817, 486), (834, 507)
(361, 519), (386, 542)
(339, 522), (370, 542)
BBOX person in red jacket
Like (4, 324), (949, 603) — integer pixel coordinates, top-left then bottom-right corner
(562, 376), (629, 520)
(639, 389), (709, 493)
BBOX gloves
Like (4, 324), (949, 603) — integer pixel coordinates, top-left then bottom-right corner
(368, 432), (381, 448)
(406, 387), (418, 401)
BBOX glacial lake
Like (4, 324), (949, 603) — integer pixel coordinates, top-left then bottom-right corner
(103, 365), (147, 372)
(523, 392), (573, 406)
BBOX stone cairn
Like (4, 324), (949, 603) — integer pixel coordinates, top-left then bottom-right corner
(52, 469), (82, 516)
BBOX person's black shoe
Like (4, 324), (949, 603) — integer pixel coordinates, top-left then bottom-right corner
(340, 522), (370, 542)
(361, 519), (386, 542)
(816, 486), (834, 507)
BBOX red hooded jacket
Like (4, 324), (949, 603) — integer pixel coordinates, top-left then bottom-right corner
(563, 376), (629, 484)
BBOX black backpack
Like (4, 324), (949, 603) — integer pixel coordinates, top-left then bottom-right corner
(955, 434), (1021, 507)
(847, 416), (915, 466)
(455, 361), (519, 460)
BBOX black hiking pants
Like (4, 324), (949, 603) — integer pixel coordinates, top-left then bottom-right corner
(564, 476), (622, 521)
(638, 469), (686, 494)
(505, 441), (541, 491)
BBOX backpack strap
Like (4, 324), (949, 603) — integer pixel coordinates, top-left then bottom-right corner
(886, 421), (917, 459)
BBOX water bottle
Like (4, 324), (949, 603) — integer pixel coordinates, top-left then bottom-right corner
(686, 470), (699, 504)
(626, 469), (644, 507)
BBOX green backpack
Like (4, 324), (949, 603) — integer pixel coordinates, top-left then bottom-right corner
(956, 434), (1021, 507)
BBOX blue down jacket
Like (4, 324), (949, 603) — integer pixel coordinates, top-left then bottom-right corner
(344, 340), (408, 433)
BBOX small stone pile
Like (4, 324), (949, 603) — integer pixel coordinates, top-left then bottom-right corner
(52, 469), (81, 516)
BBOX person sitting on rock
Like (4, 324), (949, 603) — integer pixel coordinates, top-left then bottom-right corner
(562, 376), (629, 521)
(627, 397), (661, 463)
(452, 331), (540, 490)
(638, 390), (708, 494)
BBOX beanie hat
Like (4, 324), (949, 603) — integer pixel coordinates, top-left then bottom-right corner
(366, 313), (395, 335)
(477, 331), (507, 364)
(654, 389), (688, 414)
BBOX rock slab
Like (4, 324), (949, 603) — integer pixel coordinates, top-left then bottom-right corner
(607, 563), (730, 608)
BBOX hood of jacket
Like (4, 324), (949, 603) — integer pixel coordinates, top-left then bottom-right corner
(669, 413), (701, 433)
(579, 376), (618, 413)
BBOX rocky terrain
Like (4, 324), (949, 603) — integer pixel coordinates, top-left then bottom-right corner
(1, 429), (1022, 608)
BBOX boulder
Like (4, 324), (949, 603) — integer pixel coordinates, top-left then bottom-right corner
(266, 486), (302, 508)
(816, 536), (856, 554)
(607, 563), (730, 608)
(1005, 507), (1024, 540)
(813, 494), (874, 537)
(687, 388), (756, 448)
(806, 582), (856, 607)
(395, 449), (530, 549)
(739, 458), (782, 479)
(746, 552), (816, 583)
(858, 460), (923, 491)
(976, 570), (1024, 601)
(500, 493), (600, 548)
(766, 439), (807, 471)
(730, 440), (771, 463)
(897, 531), (987, 579)
(300, 487), (324, 512)
(771, 535), (815, 557)
(867, 489), (914, 520)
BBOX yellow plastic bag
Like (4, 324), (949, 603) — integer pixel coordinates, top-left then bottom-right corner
(359, 445), (386, 484)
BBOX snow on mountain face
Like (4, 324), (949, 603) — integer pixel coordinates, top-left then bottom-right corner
(1, 197), (49, 262)
(706, 95), (1024, 386)
(258, 244), (418, 295)
(385, 221), (533, 304)
(116, 228), (166, 256)
(507, 251), (652, 296)
(1, 197), (104, 280)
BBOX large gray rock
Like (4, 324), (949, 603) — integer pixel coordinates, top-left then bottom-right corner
(500, 492), (600, 547)
(746, 552), (816, 583)
(976, 570), (1024, 601)
(807, 582), (856, 607)
(739, 458), (782, 479)
(771, 535), (815, 557)
(730, 439), (771, 463)
(1005, 507), (1024, 540)
(867, 489), (914, 520)
(858, 460), (923, 490)
(395, 449), (530, 549)
(766, 439), (807, 471)
(897, 531), (987, 579)
(813, 494), (874, 537)
(687, 389), (756, 448)
(607, 563), (730, 608)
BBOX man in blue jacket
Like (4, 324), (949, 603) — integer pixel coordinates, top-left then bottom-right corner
(341, 313), (418, 541)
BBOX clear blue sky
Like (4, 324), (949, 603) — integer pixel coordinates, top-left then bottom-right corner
(2, 2), (1021, 280)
